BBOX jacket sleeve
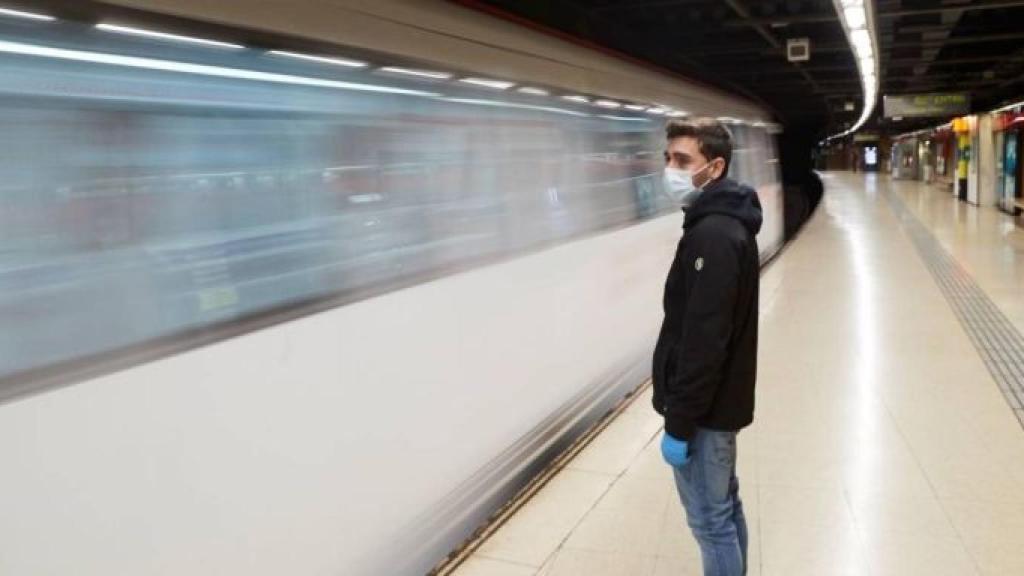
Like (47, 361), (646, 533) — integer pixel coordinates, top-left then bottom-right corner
(663, 228), (741, 440)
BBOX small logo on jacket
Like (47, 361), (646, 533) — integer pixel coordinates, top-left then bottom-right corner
(695, 257), (704, 271)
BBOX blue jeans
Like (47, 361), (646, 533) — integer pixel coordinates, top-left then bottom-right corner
(672, 428), (747, 576)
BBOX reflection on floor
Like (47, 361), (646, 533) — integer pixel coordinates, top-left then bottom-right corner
(453, 172), (1024, 576)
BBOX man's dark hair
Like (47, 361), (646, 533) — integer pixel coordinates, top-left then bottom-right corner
(666, 117), (733, 175)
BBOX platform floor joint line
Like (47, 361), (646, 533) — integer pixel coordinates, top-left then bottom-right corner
(887, 191), (1024, 430)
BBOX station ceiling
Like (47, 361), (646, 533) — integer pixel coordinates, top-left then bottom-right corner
(464, 0), (1024, 137)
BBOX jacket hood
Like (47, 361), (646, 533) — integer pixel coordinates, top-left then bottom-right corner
(682, 177), (763, 235)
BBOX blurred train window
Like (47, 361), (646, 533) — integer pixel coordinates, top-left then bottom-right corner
(2, 27), (733, 383)
(0, 22), (783, 386)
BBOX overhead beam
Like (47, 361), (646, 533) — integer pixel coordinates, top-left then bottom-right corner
(891, 24), (958, 34)
(883, 79), (1002, 88)
(783, 110), (832, 116)
(720, 1), (1024, 27)
(591, 0), (706, 12)
(885, 54), (1022, 66)
(885, 32), (1024, 50)
(719, 64), (854, 74)
(756, 86), (859, 94)
(880, 73), (999, 83)
(877, 1), (1024, 18)
(1000, 73), (1024, 88)
(721, 12), (838, 27)
(757, 78), (862, 86)
(720, 0), (826, 95)
(883, 88), (983, 96)
(721, 0), (781, 49)
(811, 87), (864, 94)
(693, 42), (849, 56)
(544, 0), (777, 112)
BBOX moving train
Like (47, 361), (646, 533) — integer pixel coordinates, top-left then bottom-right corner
(0, 1), (799, 574)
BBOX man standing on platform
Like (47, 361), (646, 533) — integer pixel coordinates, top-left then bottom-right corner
(652, 117), (762, 576)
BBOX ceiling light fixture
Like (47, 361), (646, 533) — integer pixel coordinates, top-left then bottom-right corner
(844, 6), (867, 29)
(824, 0), (879, 143)
(850, 29), (872, 58)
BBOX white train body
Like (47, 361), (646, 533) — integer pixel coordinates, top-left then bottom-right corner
(0, 2), (783, 574)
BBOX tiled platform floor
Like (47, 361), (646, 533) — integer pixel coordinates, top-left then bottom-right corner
(454, 172), (1024, 576)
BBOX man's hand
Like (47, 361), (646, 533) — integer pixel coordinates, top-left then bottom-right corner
(660, 431), (689, 467)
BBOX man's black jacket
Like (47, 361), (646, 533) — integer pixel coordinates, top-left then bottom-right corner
(652, 176), (763, 441)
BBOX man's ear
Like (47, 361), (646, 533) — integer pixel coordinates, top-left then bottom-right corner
(713, 158), (726, 180)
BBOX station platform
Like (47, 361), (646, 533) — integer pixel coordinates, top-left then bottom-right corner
(453, 172), (1024, 576)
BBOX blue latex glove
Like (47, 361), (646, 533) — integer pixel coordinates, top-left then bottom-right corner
(661, 432), (689, 467)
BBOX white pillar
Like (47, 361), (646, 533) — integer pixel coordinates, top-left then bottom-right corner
(978, 114), (997, 207)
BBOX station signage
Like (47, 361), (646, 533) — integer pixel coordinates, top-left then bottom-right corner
(883, 93), (970, 118)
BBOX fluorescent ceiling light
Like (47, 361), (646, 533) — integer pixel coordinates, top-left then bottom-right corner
(96, 23), (244, 49)
(267, 50), (367, 68)
(843, 6), (866, 29)
(824, 0), (878, 142)
(594, 99), (621, 108)
(561, 95), (589, 103)
(459, 77), (515, 90)
(646, 107), (667, 115)
(517, 86), (548, 96)
(0, 7), (55, 21)
(378, 66), (451, 80)
(624, 104), (647, 111)
(666, 110), (687, 117)
(851, 29), (872, 57)
(0, 39), (439, 97)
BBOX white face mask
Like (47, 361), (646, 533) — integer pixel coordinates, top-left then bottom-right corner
(663, 162), (714, 208)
